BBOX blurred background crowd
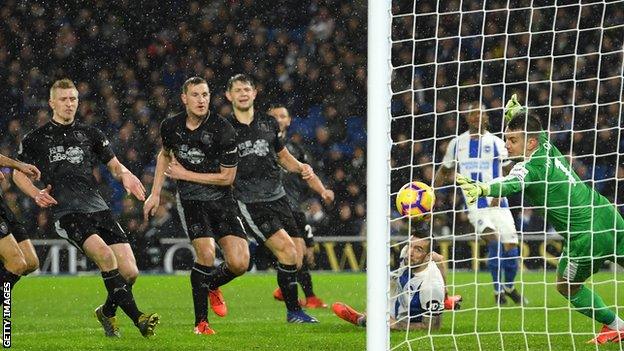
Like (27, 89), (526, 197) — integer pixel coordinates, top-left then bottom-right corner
(0, 0), (367, 268)
(0, 0), (623, 269)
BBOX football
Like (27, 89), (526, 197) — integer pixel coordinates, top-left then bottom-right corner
(395, 181), (435, 219)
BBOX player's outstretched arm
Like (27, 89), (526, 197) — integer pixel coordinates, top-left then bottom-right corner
(276, 147), (333, 203)
(456, 174), (490, 205)
(144, 148), (172, 220)
(106, 157), (146, 201)
(13, 171), (57, 208)
(0, 154), (40, 180)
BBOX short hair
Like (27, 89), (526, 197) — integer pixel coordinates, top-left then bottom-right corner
(227, 74), (255, 91)
(268, 103), (287, 111)
(182, 77), (208, 94)
(50, 78), (77, 98)
(506, 112), (543, 133)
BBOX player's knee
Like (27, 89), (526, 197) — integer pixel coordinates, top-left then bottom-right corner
(22, 255), (39, 275)
(93, 247), (117, 270)
(195, 251), (215, 266)
(121, 265), (139, 284)
(227, 256), (249, 276)
(280, 241), (297, 264)
(6, 257), (27, 276)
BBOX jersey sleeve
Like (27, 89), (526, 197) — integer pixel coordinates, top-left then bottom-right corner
(219, 121), (238, 168)
(417, 284), (445, 317)
(91, 128), (115, 164)
(489, 161), (540, 197)
(441, 137), (457, 169)
(16, 132), (39, 165)
(160, 119), (173, 152)
(270, 118), (285, 153)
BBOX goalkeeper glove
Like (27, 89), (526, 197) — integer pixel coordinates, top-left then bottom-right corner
(504, 93), (526, 123)
(456, 174), (490, 205)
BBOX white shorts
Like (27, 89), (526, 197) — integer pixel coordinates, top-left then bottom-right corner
(466, 207), (518, 244)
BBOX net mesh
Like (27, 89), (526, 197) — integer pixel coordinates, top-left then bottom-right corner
(389, 1), (624, 350)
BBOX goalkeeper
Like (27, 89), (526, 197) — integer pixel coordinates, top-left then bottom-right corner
(457, 95), (624, 344)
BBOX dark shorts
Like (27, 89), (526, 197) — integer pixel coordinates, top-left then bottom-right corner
(0, 197), (28, 242)
(292, 209), (314, 247)
(55, 210), (128, 250)
(177, 197), (247, 241)
(237, 196), (302, 244)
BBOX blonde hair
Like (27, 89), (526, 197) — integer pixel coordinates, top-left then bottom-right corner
(50, 79), (78, 98)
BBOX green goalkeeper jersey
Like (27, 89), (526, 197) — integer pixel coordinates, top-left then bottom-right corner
(488, 131), (618, 238)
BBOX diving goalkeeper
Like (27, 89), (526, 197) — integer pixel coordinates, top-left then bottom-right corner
(457, 95), (624, 345)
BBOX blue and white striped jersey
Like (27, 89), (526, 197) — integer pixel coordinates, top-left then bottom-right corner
(442, 131), (511, 208)
(390, 261), (445, 323)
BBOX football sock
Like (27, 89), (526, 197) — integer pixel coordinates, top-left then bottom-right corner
(0, 269), (21, 289)
(502, 246), (519, 291)
(103, 282), (133, 317)
(297, 262), (315, 298)
(607, 316), (624, 331)
(101, 269), (142, 324)
(207, 262), (238, 290)
(487, 241), (502, 293)
(277, 262), (300, 312)
(569, 285), (615, 325)
(0, 263), (20, 286)
(190, 263), (212, 325)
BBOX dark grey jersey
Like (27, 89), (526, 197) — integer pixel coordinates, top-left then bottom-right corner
(17, 120), (114, 219)
(228, 112), (286, 203)
(160, 112), (238, 201)
(282, 137), (308, 211)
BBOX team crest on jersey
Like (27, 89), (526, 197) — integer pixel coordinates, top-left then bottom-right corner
(0, 221), (7, 235)
(484, 145), (491, 153)
(73, 130), (87, 142)
(200, 131), (213, 146)
(190, 223), (202, 235)
(258, 122), (270, 132)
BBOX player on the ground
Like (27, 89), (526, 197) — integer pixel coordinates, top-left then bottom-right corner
(267, 104), (333, 309)
(143, 77), (249, 335)
(332, 234), (446, 330)
(458, 95), (624, 344)
(13, 78), (159, 338)
(226, 73), (329, 323)
(0, 155), (40, 291)
(434, 102), (525, 305)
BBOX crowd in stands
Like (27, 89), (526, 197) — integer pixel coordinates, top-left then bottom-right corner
(0, 0), (367, 268)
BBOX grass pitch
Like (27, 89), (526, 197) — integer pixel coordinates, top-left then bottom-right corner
(8, 271), (624, 350)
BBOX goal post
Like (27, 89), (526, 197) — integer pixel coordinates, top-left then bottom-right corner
(367, 0), (392, 350)
(379, 0), (624, 350)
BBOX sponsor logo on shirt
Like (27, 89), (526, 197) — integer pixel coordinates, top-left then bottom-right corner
(238, 139), (270, 157)
(48, 146), (85, 164)
(200, 131), (213, 146)
(177, 144), (205, 165)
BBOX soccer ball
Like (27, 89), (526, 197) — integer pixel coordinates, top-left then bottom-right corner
(395, 181), (435, 219)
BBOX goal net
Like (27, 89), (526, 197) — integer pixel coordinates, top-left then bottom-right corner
(379, 0), (624, 350)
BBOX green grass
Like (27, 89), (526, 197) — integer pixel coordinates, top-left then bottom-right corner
(8, 271), (624, 350)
